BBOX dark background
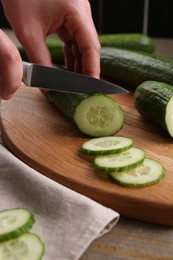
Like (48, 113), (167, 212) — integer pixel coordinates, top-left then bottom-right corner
(89, 0), (173, 37)
(89, 0), (173, 38)
(1, 0), (173, 38)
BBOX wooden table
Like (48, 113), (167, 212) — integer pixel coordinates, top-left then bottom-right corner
(3, 30), (173, 259)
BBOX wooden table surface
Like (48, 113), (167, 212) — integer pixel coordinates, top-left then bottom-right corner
(3, 29), (173, 259)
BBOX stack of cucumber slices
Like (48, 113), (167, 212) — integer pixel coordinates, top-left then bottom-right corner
(81, 136), (165, 187)
(0, 208), (44, 260)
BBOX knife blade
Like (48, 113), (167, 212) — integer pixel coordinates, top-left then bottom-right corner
(22, 62), (128, 94)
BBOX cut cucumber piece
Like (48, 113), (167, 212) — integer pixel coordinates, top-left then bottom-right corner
(47, 92), (124, 137)
(81, 136), (133, 155)
(110, 157), (165, 187)
(0, 208), (35, 242)
(0, 232), (44, 260)
(74, 94), (124, 137)
(94, 147), (145, 172)
(134, 80), (173, 138)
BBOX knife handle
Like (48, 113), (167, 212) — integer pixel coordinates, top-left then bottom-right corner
(22, 61), (32, 86)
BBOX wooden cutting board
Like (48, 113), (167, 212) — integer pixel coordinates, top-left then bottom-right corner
(1, 84), (173, 226)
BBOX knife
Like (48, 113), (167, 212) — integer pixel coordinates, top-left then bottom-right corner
(22, 61), (128, 94)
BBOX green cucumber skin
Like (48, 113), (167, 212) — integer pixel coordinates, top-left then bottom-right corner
(47, 91), (87, 122)
(47, 91), (117, 123)
(94, 147), (145, 173)
(110, 172), (165, 188)
(81, 143), (132, 156)
(99, 33), (155, 53)
(134, 81), (173, 135)
(0, 208), (35, 243)
(100, 47), (173, 88)
(109, 157), (165, 187)
(46, 91), (124, 137)
(109, 167), (165, 188)
(94, 157), (144, 173)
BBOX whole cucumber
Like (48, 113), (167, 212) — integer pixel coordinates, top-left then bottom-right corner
(99, 33), (155, 53)
(100, 47), (173, 88)
(134, 80), (173, 138)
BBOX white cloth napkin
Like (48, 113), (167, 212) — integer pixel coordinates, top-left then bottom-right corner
(0, 141), (119, 260)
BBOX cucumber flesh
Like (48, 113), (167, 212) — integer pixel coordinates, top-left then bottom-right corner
(81, 136), (133, 155)
(0, 232), (44, 260)
(94, 147), (145, 172)
(110, 158), (165, 187)
(165, 96), (173, 137)
(74, 94), (124, 137)
(0, 208), (35, 242)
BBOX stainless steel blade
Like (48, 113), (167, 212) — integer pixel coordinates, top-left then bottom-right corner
(23, 62), (128, 94)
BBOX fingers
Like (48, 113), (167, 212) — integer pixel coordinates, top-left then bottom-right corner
(63, 33), (100, 79)
(74, 18), (101, 78)
(16, 29), (53, 67)
(58, 1), (101, 78)
(78, 1), (101, 78)
(0, 30), (23, 100)
(62, 41), (75, 71)
(72, 42), (82, 74)
(59, 25), (101, 78)
(1, 0), (53, 67)
(1, 0), (100, 79)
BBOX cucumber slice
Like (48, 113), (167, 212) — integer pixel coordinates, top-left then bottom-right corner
(0, 232), (44, 260)
(81, 136), (133, 155)
(73, 94), (124, 137)
(110, 157), (165, 187)
(0, 208), (35, 242)
(94, 147), (145, 172)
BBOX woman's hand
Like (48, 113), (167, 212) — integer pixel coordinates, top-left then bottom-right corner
(2, 0), (101, 78)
